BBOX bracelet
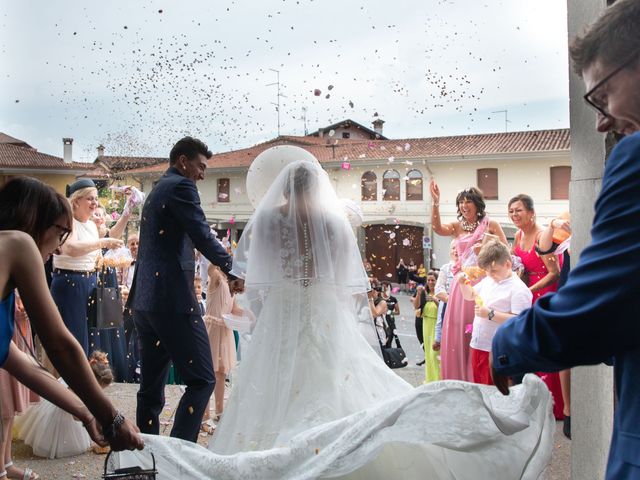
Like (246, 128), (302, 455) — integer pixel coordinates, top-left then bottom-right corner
(102, 410), (125, 441)
(83, 416), (96, 428)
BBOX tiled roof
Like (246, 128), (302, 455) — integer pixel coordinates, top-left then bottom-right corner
(0, 132), (32, 148)
(125, 128), (571, 175)
(96, 156), (167, 172)
(0, 143), (95, 171)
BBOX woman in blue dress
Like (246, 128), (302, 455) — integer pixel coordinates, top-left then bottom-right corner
(0, 177), (143, 473)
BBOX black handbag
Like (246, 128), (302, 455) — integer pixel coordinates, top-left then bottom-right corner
(103, 450), (157, 479)
(374, 316), (408, 369)
(89, 285), (123, 330)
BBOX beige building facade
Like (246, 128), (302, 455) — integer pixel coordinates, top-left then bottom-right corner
(129, 126), (570, 279)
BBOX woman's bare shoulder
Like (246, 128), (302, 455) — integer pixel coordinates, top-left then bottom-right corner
(0, 230), (34, 248)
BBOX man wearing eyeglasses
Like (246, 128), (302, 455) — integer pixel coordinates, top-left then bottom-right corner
(490, 1), (640, 478)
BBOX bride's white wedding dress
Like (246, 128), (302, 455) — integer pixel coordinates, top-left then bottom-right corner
(118, 161), (553, 479)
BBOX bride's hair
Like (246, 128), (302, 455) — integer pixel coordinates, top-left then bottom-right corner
(283, 163), (318, 199)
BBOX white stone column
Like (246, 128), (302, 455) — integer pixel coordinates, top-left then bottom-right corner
(567, 1), (615, 478)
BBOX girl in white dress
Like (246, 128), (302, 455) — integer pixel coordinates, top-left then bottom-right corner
(14, 351), (113, 459)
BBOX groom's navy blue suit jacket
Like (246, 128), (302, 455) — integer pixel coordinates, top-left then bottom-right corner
(493, 132), (640, 478)
(128, 166), (232, 315)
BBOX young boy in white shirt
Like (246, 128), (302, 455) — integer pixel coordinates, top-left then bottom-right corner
(457, 241), (532, 385)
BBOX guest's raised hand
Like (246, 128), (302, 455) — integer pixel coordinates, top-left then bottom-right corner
(429, 178), (440, 204)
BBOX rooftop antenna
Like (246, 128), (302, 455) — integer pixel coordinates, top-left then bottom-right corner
(266, 68), (287, 136)
(492, 110), (510, 133)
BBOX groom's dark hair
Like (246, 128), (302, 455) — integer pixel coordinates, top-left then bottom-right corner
(169, 136), (212, 165)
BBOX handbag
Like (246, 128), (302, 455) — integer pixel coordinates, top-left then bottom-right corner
(103, 449), (157, 479)
(89, 272), (123, 329)
(374, 316), (408, 369)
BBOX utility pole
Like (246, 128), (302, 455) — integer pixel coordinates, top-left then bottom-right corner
(492, 110), (510, 133)
(266, 68), (287, 136)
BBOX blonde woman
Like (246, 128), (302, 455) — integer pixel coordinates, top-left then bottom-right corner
(50, 179), (122, 355)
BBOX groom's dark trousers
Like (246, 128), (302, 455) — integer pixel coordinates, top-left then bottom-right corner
(127, 166), (233, 442)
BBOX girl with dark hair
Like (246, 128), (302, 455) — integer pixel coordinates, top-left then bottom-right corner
(429, 180), (507, 382)
(0, 177), (143, 478)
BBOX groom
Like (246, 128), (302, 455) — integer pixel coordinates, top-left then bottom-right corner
(128, 136), (239, 442)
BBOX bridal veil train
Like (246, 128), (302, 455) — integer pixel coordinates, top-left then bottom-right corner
(119, 160), (553, 479)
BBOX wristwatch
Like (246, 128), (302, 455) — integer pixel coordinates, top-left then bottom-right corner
(488, 309), (495, 321)
(103, 410), (125, 441)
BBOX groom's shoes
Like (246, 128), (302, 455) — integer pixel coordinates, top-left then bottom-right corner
(416, 360), (426, 366)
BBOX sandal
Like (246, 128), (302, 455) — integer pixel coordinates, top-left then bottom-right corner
(200, 419), (216, 435)
(4, 462), (40, 480)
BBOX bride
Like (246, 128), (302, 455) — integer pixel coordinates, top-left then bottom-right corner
(119, 160), (553, 479)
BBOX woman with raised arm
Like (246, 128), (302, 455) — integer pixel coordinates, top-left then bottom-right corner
(429, 179), (507, 381)
(0, 178), (143, 476)
(50, 179), (123, 356)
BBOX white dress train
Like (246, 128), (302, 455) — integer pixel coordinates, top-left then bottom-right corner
(118, 284), (554, 479)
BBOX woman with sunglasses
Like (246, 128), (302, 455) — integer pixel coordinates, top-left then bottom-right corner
(50, 179), (123, 356)
(0, 177), (143, 479)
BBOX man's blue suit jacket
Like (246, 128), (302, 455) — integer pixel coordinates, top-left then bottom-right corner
(492, 133), (640, 478)
(128, 166), (233, 315)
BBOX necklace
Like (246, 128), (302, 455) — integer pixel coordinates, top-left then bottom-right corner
(460, 218), (479, 232)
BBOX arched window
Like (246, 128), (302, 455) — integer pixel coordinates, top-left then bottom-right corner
(383, 170), (400, 201)
(406, 169), (423, 201)
(361, 171), (377, 201)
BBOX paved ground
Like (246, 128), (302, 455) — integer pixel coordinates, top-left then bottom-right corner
(11, 365), (570, 479)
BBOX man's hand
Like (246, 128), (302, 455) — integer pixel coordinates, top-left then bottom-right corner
(474, 304), (489, 318)
(489, 353), (510, 395)
(229, 278), (245, 295)
(108, 418), (145, 451)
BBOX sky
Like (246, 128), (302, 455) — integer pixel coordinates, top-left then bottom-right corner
(0, 0), (569, 162)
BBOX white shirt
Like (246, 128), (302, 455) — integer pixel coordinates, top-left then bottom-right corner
(53, 218), (100, 271)
(470, 273), (532, 352)
(435, 262), (454, 297)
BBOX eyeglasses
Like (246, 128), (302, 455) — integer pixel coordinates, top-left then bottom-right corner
(54, 224), (71, 245)
(583, 53), (639, 118)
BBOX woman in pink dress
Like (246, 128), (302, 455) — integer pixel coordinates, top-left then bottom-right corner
(508, 194), (565, 419)
(430, 181), (507, 381)
(201, 265), (244, 433)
